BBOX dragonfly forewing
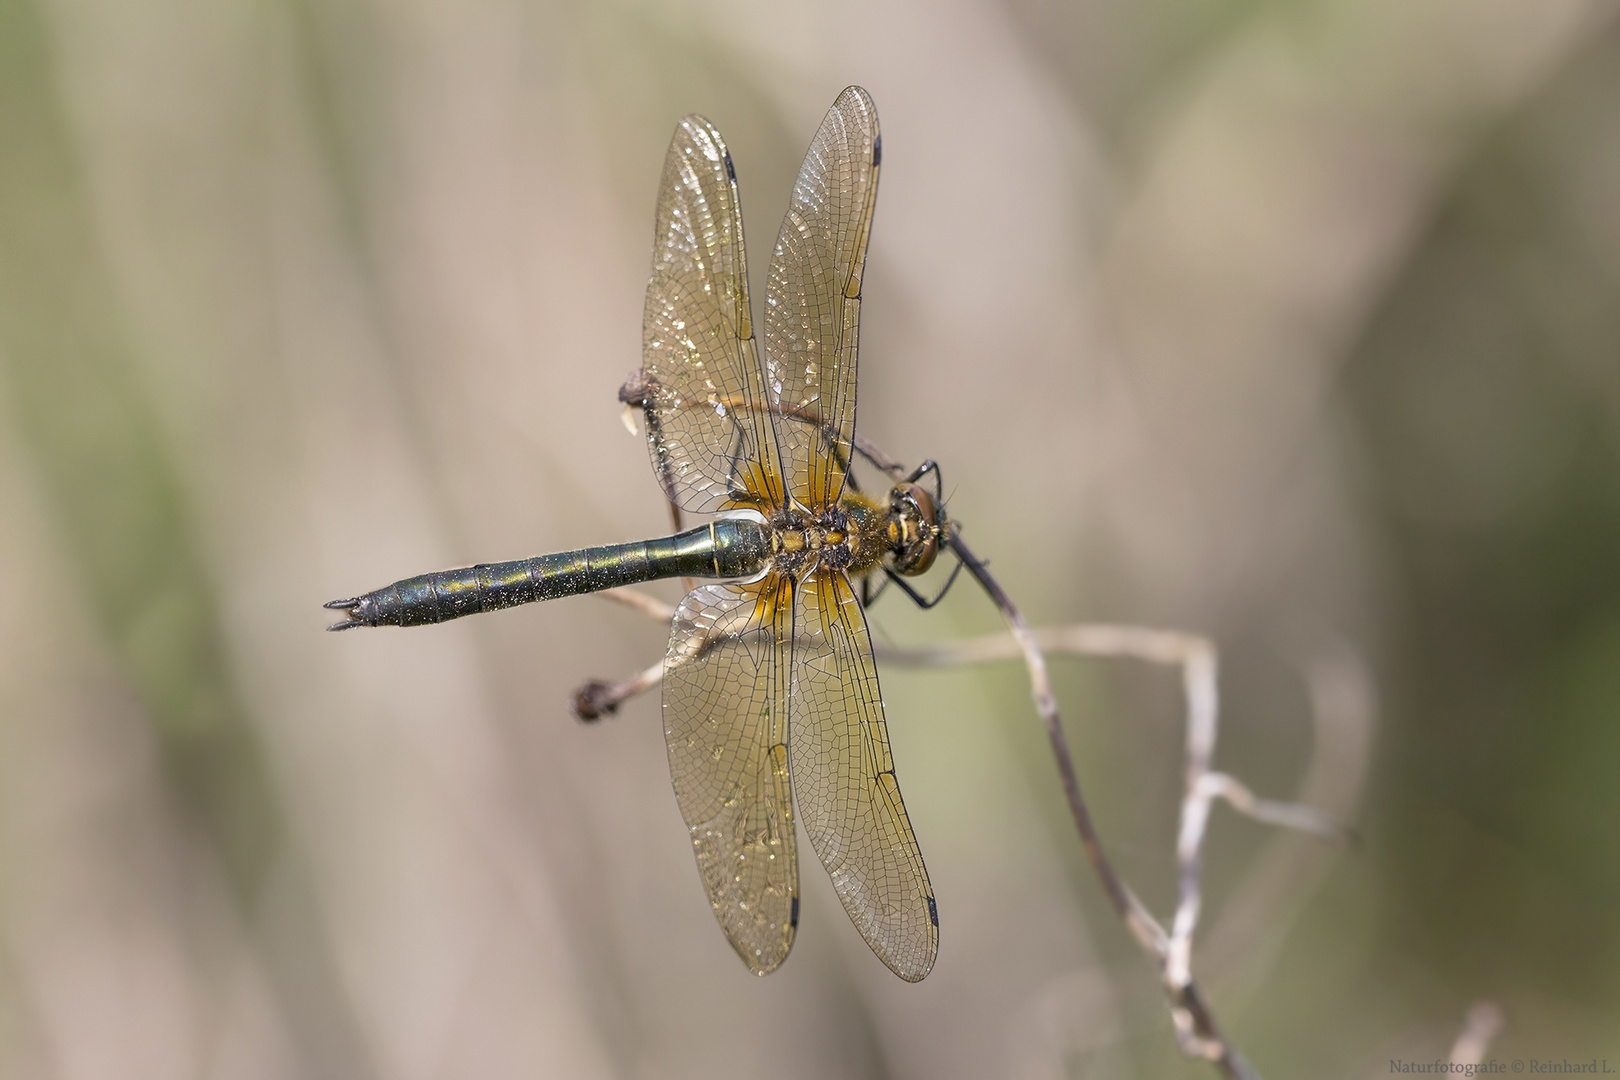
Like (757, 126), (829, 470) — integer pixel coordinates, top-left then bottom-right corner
(641, 116), (785, 513)
(664, 578), (799, 974)
(765, 86), (881, 511)
(791, 568), (938, 982)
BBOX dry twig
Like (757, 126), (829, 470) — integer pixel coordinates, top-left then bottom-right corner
(576, 431), (1353, 1079)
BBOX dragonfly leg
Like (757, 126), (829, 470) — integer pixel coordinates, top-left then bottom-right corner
(860, 570), (891, 608)
(904, 458), (946, 506)
(883, 549), (965, 610)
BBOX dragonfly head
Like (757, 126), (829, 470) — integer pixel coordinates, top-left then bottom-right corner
(886, 482), (944, 576)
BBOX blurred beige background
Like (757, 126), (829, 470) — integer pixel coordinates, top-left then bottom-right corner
(2, 0), (1618, 1076)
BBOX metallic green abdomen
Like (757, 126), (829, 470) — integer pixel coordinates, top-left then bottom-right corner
(327, 517), (770, 630)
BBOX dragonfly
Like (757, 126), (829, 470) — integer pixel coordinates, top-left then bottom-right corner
(327, 86), (957, 982)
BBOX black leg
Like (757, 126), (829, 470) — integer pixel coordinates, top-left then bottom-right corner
(906, 459), (946, 507)
(861, 571), (891, 608)
(905, 459), (936, 484)
(884, 549), (966, 610)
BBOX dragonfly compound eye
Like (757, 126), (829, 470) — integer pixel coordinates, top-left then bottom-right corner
(888, 483), (940, 577)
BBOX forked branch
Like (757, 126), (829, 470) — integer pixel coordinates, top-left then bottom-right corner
(584, 424), (1355, 1078)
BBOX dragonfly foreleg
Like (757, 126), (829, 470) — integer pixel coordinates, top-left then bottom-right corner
(880, 541), (966, 610)
(904, 458), (942, 496)
(861, 570), (890, 608)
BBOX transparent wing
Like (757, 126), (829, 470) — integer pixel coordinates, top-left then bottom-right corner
(764, 86), (881, 511)
(641, 115), (784, 514)
(791, 567), (937, 981)
(663, 576), (799, 974)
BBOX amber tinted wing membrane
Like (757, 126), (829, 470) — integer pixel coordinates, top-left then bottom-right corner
(764, 86), (880, 511)
(791, 569), (938, 981)
(663, 579), (800, 974)
(641, 116), (784, 513)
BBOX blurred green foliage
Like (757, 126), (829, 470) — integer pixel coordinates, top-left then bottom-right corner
(0, 0), (1616, 1074)
(0, 0), (276, 896)
(1349, 20), (1620, 1024)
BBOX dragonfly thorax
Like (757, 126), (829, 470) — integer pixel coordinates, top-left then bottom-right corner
(763, 482), (944, 584)
(768, 495), (886, 579)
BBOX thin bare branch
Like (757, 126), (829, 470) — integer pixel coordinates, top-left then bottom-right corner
(595, 587), (676, 623)
(1199, 634), (1375, 996)
(578, 430), (1356, 1079)
(942, 532), (1260, 1079)
(1195, 773), (1351, 843)
(570, 655), (664, 721)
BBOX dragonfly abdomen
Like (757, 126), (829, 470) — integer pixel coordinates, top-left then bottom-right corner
(327, 517), (770, 630)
